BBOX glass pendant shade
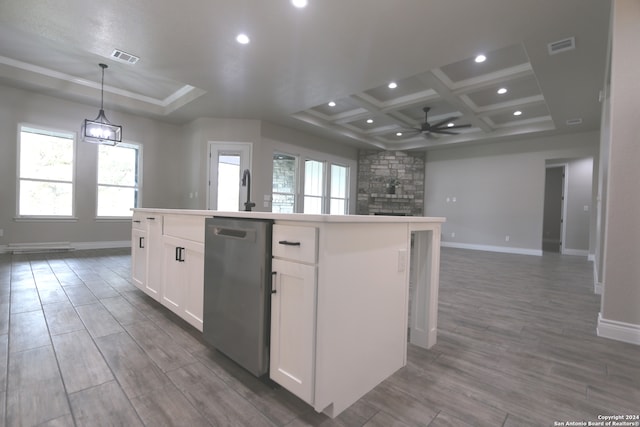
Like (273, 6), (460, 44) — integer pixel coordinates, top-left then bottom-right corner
(82, 64), (122, 145)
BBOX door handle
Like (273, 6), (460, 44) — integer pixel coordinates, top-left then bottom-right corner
(271, 271), (277, 294)
(139, 236), (144, 249)
(175, 246), (181, 262)
(278, 240), (301, 246)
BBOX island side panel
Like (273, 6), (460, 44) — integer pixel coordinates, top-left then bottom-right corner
(313, 222), (410, 417)
(409, 224), (442, 349)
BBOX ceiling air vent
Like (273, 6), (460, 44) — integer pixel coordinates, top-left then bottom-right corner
(566, 118), (583, 126)
(111, 49), (139, 65)
(548, 37), (575, 55)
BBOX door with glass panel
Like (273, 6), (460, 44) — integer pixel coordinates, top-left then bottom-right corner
(208, 142), (252, 211)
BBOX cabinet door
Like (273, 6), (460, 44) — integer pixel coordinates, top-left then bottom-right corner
(161, 238), (184, 315)
(270, 259), (317, 404)
(131, 228), (146, 290)
(161, 236), (205, 330)
(182, 244), (204, 331)
(145, 216), (163, 300)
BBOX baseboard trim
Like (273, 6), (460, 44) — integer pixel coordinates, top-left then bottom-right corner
(563, 248), (589, 257)
(597, 313), (640, 345)
(74, 240), (131, 250)
(0, 240), (130, 254)
(441, 241), (542, 257)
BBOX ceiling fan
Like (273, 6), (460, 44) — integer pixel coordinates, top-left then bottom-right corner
(404, 107), (471, 136)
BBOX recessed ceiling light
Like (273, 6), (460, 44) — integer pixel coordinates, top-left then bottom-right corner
(388, 82), (398, 89)
(366, 119), (374, 124)
(475, 54), (486, 63)
(447, 123), (455, 127)
(236, 33), (250, 44)
(513, 110), (522, 116)
(497, 87), (508, 95)
(328, 101), (336, 107)
(396, 132), (403, 136)
(291, 0), (308, 8)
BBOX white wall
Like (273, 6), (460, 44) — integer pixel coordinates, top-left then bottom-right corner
(0, 84), (185, 248)
(424, 132), (599, 255)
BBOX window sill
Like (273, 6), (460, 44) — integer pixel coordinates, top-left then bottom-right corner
(95, 217), (133, 223)
(14, 216), (78, 223)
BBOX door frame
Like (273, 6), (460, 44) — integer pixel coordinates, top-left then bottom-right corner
(207, 142), (253, 210)
(544, 163), (568, 254)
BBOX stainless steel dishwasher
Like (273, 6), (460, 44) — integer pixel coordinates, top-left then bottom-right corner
(203, 216), (273, 377)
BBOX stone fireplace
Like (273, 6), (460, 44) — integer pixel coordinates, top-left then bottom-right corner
(356, 150), (425, 216)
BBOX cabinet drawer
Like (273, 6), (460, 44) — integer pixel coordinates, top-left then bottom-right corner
(272, 224), (318, 264)
(131, 213), (146, 230)
(164, 215), (206, 243)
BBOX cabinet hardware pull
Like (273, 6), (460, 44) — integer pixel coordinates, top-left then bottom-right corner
(146, 217), (155, 220)
(178, 247), (186, 262)
(175, 247), (180, 261)
(271, 271), (277, 293)
(133, 220), (141, 223)
(139, 237), (144, 249)
(278, 240), (301, 246)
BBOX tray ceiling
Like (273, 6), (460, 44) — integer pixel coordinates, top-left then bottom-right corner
(0, 0), (611, 150)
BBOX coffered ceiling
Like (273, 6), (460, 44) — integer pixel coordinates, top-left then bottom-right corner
(0, 0), (611, 150)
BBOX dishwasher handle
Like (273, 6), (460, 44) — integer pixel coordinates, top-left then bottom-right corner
(212, 226), (256, 241)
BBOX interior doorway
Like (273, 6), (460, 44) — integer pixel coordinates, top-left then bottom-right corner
(207, 142), (252, 210)
(542, 164), (567, 253)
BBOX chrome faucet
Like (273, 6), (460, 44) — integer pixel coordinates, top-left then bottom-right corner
(241, 169), (255, 211)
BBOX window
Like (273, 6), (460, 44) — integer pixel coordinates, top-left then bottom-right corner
(97, 143), (140, 217)
(329, 164), (348, 214)
(273, 154), (350, 214)
(217, 154), (241, 211)
(18, 125), (75, 217)
(303, 159), (324, 214)
(272, 153), (297, 213)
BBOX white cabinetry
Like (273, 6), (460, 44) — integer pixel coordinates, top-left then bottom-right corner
(270, 224), (318, 404)
(131, 224), (146, 289)
(161, 215), (205, 331)
(131, 213), (163, 300)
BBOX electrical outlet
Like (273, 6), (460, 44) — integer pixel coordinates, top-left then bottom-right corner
(451, 232), (456, 238)
(505, 235), (510, 242)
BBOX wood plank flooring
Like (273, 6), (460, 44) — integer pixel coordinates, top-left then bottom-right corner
(0, 247), (638, 426)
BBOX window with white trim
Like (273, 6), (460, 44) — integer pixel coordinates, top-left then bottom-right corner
(303, 159), (324, 214)
(97, 143), (141, 217)
(329, 163), (348, 214)
(18, 125), (75, 217)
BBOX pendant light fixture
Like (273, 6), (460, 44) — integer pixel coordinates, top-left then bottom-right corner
(82, 63), (122, 145)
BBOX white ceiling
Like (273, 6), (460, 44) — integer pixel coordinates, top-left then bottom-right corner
(0, 0), (610, 150)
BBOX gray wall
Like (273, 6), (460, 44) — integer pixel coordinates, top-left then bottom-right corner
(182, 118), (358, 213)
(424, 132), (599, 255)
(0, 84), (185, 248)
(600, 0), (640, 327)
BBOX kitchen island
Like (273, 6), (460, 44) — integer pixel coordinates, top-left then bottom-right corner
(131, 208), (445, 418)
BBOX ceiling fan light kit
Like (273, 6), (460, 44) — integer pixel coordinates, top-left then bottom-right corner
(82, 63), (122, 146)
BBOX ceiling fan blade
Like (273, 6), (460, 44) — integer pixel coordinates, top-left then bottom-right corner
(432, 123), (472, 131)
(429, 129), (458, 135)
(430, 116), (459, 129)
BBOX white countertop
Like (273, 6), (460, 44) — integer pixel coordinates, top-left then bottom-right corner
(133, 208), (445, 224)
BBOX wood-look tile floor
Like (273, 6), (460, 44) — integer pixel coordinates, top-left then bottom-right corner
(1, 248), (639, 426)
